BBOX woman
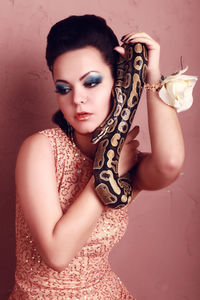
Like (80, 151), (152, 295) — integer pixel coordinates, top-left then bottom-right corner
(9, 15), (184, 299)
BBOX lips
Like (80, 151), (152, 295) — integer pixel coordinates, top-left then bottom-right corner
(75, 112), (93, 121)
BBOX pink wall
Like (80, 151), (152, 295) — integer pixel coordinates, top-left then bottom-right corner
(0, 0), (199, 299)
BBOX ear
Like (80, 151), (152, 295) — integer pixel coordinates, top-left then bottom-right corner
(114, 46), (126, 58)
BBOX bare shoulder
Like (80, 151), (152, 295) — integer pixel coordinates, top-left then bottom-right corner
(17, 132), (52, 156)
(15, 132), (56, 191)
(16, 132), (54, 168)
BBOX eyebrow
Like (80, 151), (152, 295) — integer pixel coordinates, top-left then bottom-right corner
(55, 71), (101, 84)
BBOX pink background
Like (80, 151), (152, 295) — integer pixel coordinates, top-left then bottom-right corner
(0, 0), (199, 299)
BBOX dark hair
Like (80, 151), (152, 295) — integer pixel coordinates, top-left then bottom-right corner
(46, 14), (119, 77)
(46, 14), (119, 134)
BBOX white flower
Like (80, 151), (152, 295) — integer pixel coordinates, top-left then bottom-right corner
(158, 66), (198, 112)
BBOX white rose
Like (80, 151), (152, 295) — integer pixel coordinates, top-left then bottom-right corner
(158, 66), (198, 113)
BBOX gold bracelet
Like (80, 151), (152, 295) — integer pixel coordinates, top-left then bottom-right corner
(144, 75), (164, 92)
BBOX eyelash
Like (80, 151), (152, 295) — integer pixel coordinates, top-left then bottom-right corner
(55, 78), (102, 95)
(83, 81), (101, 88)
(55, 86), (71, 95)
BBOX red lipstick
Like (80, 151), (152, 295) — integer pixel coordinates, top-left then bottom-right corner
(75, 112), (93, 121)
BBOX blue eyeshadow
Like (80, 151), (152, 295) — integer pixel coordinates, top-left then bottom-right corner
(84, 74), (103, 85)
(55, 83), (71, 94)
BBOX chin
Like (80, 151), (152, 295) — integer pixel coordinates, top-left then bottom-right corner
(74, 122), (101, 136)
(74, 127), (95, 137)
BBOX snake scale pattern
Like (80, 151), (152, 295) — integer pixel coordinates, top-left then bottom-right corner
(91, 43), (148, 209)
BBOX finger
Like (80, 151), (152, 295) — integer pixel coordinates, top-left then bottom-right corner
(122, 32), (153, 42)
(126, 127), (139, 144)
(121, 33), (159, 51)
(125, 37), (159, 49)
(128, 32), (153, 39)
(114, 46), (126, 58)
(130, 139), (140, 149)
(121, 32), (137, 41)
(126, 126), (140, 143)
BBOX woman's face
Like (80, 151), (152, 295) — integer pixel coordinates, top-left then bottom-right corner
(53, 46), (114, 136)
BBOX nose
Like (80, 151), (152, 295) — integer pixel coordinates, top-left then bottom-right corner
(72, 88), (87, 105)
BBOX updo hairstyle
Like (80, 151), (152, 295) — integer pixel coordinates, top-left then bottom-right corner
(46, 14), (119, 134)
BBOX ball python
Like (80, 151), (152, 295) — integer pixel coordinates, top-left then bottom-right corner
(91, 42), (148, 209)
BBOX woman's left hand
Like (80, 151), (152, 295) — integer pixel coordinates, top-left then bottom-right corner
(118, 125), (140, 177)
(114, 32), (161, 82)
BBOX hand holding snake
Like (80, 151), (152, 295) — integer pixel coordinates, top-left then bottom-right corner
(91, 32), (161, 209)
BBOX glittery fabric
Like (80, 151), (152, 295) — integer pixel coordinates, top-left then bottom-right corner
(9, 128), (135, 299)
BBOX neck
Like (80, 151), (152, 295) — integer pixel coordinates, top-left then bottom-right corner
(73, 131), (97, 159)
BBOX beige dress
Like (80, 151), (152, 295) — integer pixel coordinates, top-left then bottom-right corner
(9, 128), (135, 299)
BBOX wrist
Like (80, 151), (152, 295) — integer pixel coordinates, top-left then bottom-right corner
(146, 68), (161, 84)
(145, 71), (164, 93)
(87, 176), (104, 211)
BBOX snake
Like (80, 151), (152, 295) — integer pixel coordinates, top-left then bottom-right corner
(91, 42), (148, 209)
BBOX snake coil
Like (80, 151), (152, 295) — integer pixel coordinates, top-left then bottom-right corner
(91, 43), (148, 209)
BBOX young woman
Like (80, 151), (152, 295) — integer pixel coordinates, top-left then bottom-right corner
(9, 14), (184, 299)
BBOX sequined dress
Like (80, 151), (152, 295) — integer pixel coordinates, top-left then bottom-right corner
(9, 128), (135, 299)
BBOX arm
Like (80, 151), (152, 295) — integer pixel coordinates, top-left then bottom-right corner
(135, 85), (184, 190)
(16, 133), (103, 272)
(118, 33), (185, 191)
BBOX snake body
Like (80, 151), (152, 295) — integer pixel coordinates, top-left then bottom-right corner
(91, 43), (148, 209)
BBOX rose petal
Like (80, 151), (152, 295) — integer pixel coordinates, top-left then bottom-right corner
(165, 81), (177, 103)
(159, 68), (198, 113)
(173, 81), (187, 100)
(159, 85), (175, 107)
(162, 74), (198, 84)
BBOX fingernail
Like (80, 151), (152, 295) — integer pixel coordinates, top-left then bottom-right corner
(123, 36), (129, 42)
(135, 126), (140, 131)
